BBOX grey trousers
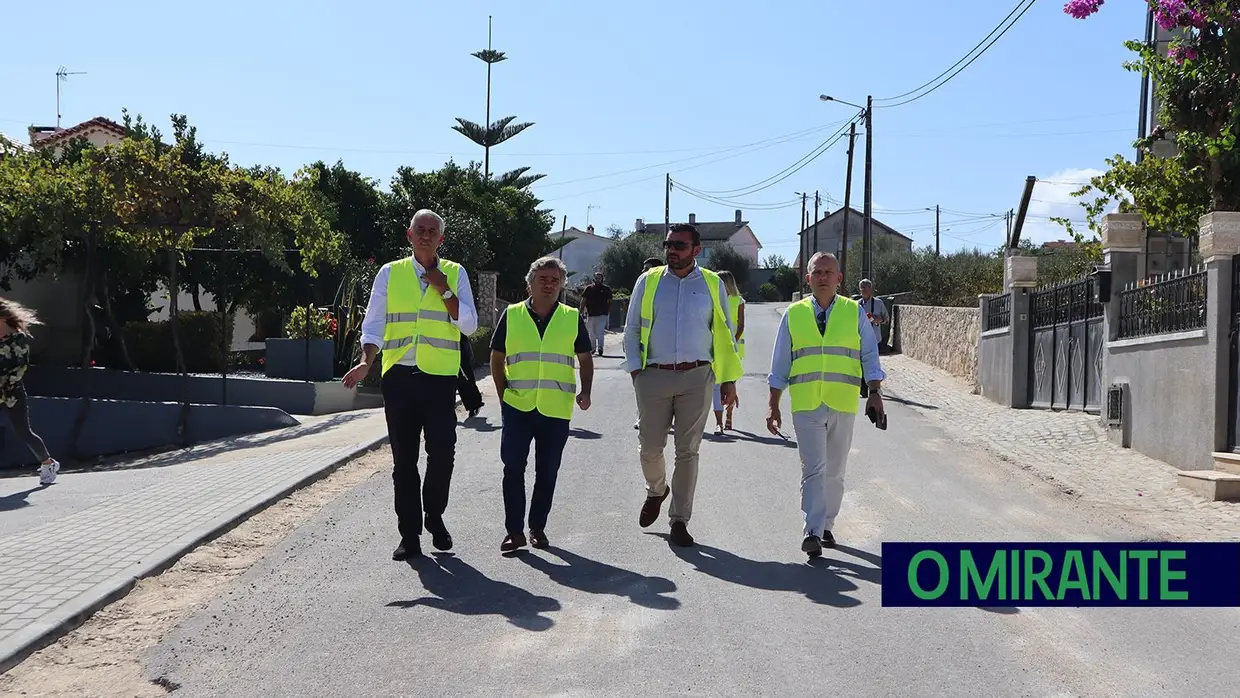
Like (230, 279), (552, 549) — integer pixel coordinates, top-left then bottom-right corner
(633, 364), (714, 524)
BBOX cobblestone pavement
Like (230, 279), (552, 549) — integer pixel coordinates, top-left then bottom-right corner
(0, 409), (389, 674)
(881, 355), (1240, 540)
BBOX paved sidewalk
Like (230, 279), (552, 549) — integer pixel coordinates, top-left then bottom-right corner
(881, 355), (1240, 540)
(0, 408), (390, 675)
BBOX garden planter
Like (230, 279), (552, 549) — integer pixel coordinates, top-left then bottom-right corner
(265, 338), (335, 382)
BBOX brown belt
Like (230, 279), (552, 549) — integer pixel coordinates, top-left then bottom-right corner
(648, 360), (711, 372)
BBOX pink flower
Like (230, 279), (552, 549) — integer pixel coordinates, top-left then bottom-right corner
(367, 257), (375, 265)
(1169, 44), (1199, 63)
(1064, 0), (1104, 19)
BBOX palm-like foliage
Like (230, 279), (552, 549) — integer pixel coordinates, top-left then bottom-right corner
(452, 116), (534, 150)
(496, 166), (545, 189)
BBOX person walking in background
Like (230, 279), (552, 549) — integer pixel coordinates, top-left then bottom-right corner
(0, 299), (60, 485)
(712, 270), (745, 434)
(343, 209), (478, 562)
(766, 253), (885, 558)
(858, 278), (888, 352)
(623, 223), (742, 547)
(456, 334), (485, 419)
(579, 271), (612, 357)
(491, 256), (594, 552)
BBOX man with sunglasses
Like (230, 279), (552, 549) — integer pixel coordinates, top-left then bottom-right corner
(344, 209), (479, 562)
(623, 223), (742, 547)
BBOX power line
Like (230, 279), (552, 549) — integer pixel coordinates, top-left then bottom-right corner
(681, 121), (854, 197)
(874, 0), (1038, 109)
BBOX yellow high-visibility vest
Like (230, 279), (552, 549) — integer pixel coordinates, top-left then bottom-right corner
(502, 302), (579, 419)
(728, 295), (745, 361)
(787, 296), (863, 414)
(380, 258), (463, 377)
(636, 266), (742, 384)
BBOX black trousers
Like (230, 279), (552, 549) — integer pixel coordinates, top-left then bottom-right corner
(2, 382), (50, 462)
(457, 338), (484, 412)
(381, 365), (458, 542)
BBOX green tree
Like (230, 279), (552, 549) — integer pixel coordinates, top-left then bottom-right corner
(703, 242), (752, 292)
(598, 233), (663, 292)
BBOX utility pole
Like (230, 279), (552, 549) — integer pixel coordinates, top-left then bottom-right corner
(665, 173), (671, 233)
(935, 204), (941, 257)
(813, 191), (820, 260)
(863, 95), (874, 281)
(798, 192), (808, 280)
(841, 121), (857, 284)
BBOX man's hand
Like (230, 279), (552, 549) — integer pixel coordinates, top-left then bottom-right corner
(422, 266), (449, 293)
(720, 381), (738, 408)
(576, 392), (592, 410)
(867, 391), (885, 420)
(766, 405), (782, 436)
(342, 361), (371, 389)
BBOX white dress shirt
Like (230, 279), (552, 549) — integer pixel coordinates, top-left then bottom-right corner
(359, 256), (479, 369)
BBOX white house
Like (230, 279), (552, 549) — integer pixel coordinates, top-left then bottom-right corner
(635, 210), (763, 266)
(550, 225), (616, 290)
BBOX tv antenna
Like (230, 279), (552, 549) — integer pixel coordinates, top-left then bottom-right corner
(56, 66), (86, 128)
(586, 204), (599, 228)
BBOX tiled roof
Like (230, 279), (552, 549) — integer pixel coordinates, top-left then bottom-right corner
(31, 116), (126, 145)
(0, 131), (31, 153)
(638, 220), (749, 242)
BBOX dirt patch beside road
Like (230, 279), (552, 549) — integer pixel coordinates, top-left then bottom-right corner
(0, 447), (391, 697)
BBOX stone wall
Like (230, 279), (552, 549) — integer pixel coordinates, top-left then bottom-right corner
(893, 305), (980, 386)
(476, 270), (498, 330)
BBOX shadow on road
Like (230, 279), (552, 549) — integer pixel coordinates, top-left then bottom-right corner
(514, 546), (680, 610)
(883, 394), (939, 410)
(386, 553), (561, 631)
(977, 606), (1021, 615)
(708, 429), (798, 448)
(651, 534), (881, 608)
(0, 484), (47, 511)
(569, 428), (603, 440)
(460, 417), (501, 433)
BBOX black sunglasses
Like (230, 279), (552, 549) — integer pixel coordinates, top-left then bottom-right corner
(662, 240), (692, 251)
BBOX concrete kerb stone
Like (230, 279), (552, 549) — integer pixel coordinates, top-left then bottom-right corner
(0, 431), (390, 676)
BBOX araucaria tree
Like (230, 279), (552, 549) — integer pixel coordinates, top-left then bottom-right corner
(1060, 0), (1240, 240)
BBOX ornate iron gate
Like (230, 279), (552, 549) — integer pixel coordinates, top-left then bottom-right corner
(1029, 277), (1104, 412)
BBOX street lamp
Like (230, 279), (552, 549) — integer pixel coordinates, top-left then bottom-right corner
(821, 93), (874, 281)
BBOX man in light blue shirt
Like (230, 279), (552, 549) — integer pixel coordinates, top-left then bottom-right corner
(767, 252), (885, 555)
(623, 224), (737, 548)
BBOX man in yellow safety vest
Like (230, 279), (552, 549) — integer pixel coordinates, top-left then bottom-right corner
(490, 256), (594, 553)
(622, 223), (742, 547)
(343, 209), (479, 562)
(766, 252), (886, 558)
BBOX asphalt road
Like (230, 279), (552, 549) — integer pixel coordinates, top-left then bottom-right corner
(145, 303), (1240, 697)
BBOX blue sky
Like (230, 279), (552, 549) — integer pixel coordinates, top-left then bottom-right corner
(1, 0), (1145, 260)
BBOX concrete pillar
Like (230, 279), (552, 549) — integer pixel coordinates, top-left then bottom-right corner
(1200, 212), (1240, 451)
(1100, 213), (1146, 342)
(1004, 254), (1038, 293)
(1008, 287), (1034, 408)
(476, 270), (498, 331)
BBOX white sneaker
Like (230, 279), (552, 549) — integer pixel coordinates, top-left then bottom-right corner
(38, 459), (60, 485)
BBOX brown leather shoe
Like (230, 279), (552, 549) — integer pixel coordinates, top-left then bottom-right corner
(529, 529), (549, 549)
(669, 521), (695, 547)
(639, 488), (670, 528)
(501, 533), (527, 552)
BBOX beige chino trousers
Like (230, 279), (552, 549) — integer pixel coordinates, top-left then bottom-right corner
(633, 364), (714, 524)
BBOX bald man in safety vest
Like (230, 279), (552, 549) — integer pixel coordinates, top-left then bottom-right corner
(344, 209), (479, 562)
(766, 252), (886, 558)
(491, 256), (594, 553)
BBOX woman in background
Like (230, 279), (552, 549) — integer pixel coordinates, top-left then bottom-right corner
(0, 298), (60, 484)
(712, 271), (745, 434)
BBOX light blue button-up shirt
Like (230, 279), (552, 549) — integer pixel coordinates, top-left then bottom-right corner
(622, 265), (733, 374)
(768, 295), (886, 390)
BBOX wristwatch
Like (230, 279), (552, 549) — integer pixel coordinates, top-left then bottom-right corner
(441, 289), (455, 300)
(867, 385), (882, 397)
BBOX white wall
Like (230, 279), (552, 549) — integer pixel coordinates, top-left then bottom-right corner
(554, 233), (615, 289)
(149, 285), (260, 351)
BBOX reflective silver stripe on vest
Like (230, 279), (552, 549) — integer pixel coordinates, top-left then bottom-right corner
(788, 371), (861, 386)
(791, 345), (861, 361)
(505, 352), (576, 367)
(382, 336), (414, 351)
(385, 312), (420, 323)
(640, 319), (651, 329)
(419, 309), (452, 322)
(417, 335), (459, 351)
(506, 378), (576, 393)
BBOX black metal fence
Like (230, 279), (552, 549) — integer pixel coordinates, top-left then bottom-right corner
(1029, 275), (1105, 412)
(1117, 265), (1208, 339)
(982, 293), (1012, 331)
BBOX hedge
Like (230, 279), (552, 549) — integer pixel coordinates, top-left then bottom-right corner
(123, 311), (234, 374)
(359, 325), (493, 388)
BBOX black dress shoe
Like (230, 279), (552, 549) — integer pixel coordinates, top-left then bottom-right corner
(802, 535), (823, 558)
(501, 533), (527, 552)
(639, 488), (670, 528)
(669, 521), (695, 547)
(393, 540), (422, 561)
(822, 530), (837, 548)
(529, 529), (549, 549)
(425, 518), (453, 551)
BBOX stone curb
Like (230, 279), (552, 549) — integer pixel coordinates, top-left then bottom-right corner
(0, 431), (391, 676)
